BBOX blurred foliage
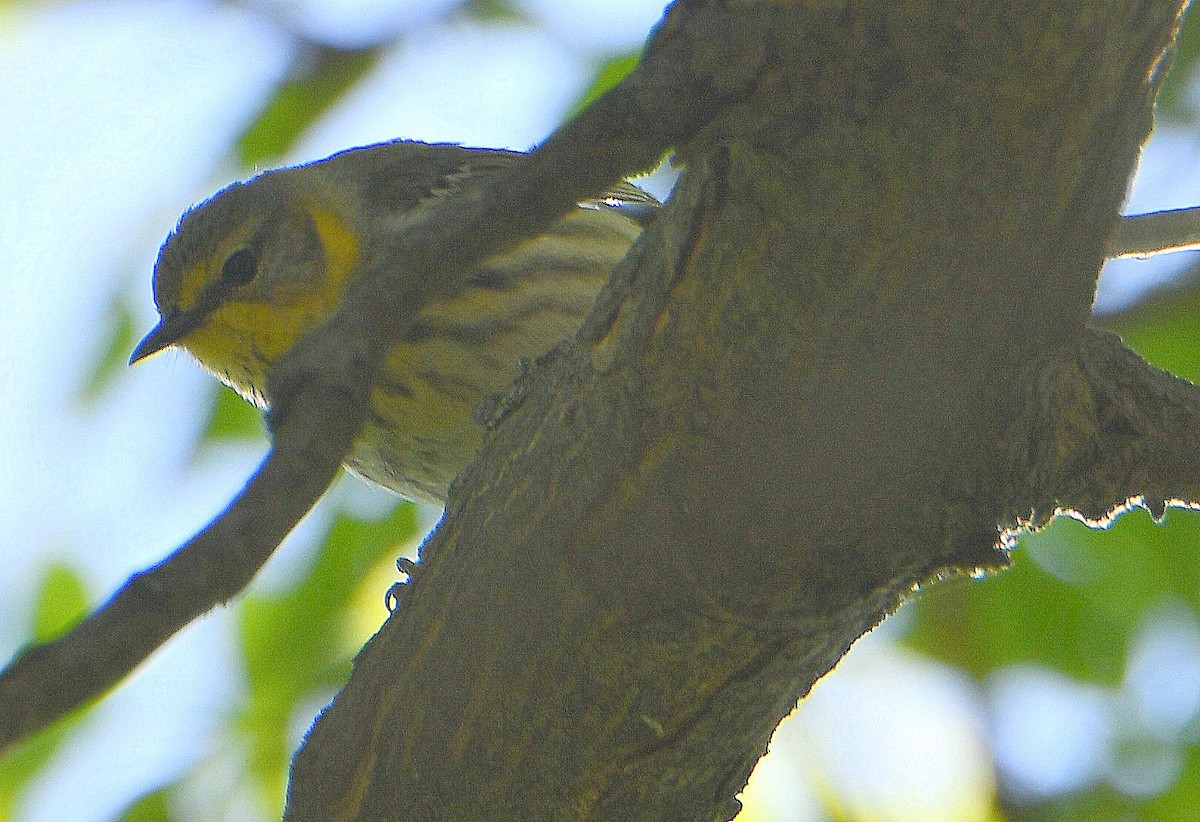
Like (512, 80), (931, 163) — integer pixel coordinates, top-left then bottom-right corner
(1156, 7), (1200, 123)
(31, 563), (89, 644)
(116, 788), (175, 822)
(0, 724), (65, 822)
(237, 500), (418, 814)
(203, 383), (266, 443)
(0, 566), (90, 820)
(463, 0), (526, 22)
(1145, 745), (1200, 821)
(77, 299), (140, 408)
(570, 51), (642, 117)
(238, 45), (378, 167)
(910, 510), (1200, 683)
(998, 754), (1200, 822)
(1100, 265), (1200, 382)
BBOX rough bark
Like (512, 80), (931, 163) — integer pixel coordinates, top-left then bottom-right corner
(288, 2), (1194, 820)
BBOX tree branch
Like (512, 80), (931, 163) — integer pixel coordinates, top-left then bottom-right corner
(0, 380), (354, 749)
(1112, 207), (1200, 259)
(1002, 328), (1200, 533)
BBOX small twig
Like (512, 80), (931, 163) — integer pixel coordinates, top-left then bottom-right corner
(0, 378), (357, 750)
(1111, 207), (1200, 258)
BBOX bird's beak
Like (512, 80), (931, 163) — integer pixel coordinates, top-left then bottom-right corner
(129, 307), (205, 365)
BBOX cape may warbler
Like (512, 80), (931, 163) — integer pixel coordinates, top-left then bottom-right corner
(131, 140), (657, 502)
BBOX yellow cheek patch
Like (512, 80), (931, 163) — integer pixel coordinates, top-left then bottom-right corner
(178, 198), (361, 397)
(175, 256), (218, 307)
(177, 262), (210, 309)
(305, 200), (359, 296)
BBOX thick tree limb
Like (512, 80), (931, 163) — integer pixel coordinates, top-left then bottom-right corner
(288, 2), (1195, 820)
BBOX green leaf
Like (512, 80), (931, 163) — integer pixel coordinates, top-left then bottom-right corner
(0, 564), (92, 817)
(77, 300), (139, 407)
(32, 563), (89, 644)
(115, 786), (175, 822)
(0, 724), (70, 821)
(1101, 276), (1200, 384)
(908, 543), (1120, 684)
(202, 384), (266, 443)
(569, 52), (642, 119)
(236, 499), (419, 814)
(238, 47), (379, 168)
(1004, 786), (1138, 822)
(463, 0), (527, 22)
(1153, 7), (1200, 123)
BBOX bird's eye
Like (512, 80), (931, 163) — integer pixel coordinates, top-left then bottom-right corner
(220, 248), (259, 286)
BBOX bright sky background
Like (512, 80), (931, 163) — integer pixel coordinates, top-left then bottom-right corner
(4, 2), (1200, 821)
